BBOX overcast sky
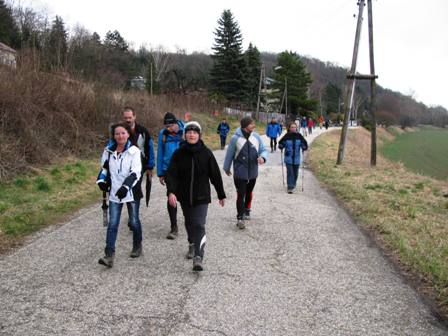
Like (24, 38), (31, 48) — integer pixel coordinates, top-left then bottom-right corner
(26, 0), (448, 109)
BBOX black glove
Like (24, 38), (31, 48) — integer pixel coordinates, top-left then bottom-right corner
(98, 181), (109, 192)
(115, 186), (128, 200)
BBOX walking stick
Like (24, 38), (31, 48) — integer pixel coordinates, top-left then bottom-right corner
(301, 150), (305, 192)
(102, 191), (108, 227)
(280, 149), (285, 187)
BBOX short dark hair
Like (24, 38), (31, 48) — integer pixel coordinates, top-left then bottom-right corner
(123, 106), (135, 115)
(111, 122), (132, 138)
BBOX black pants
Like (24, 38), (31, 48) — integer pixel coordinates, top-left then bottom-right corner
(234, 178), (256, 219)
(180, 203), (208, 258)
(269, 137), (277, 151)
(220, 135), (227, 149)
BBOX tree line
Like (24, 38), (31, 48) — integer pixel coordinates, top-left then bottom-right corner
(1, 0), (447, 127)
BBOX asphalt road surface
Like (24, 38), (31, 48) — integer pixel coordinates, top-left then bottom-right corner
(1, 127), (446, 335)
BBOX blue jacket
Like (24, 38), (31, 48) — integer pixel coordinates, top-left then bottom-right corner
(157, 120), (184, 176)
(278, 132), (308, 165)
(223, 128), (269, 180)
(266, 122), (282, 138)
(217, 122), (230, 137)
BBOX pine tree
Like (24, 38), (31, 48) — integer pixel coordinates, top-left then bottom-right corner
(0, 0), (20, 48)
(48, 16), (68, 69)
(323, 83), (342, 114)
(210, 9), (247, 103)
(245, 43), (261, 108)
(272, 51), (317, 117)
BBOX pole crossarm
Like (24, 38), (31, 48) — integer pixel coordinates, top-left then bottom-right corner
(346, 73), (378, 80)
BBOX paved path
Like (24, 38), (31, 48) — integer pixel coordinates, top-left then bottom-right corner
(1, 127), (446, 335)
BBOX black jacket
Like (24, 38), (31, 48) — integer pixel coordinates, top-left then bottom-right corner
(166, 140), (226, 206)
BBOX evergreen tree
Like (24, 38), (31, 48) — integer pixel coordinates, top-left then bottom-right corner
(245, 43), (261, 108)
(323, 83), (342, 114)
(48, 16), (68, 68)
(0, 0), (20, 48)
(210, 9), (247, 103)
(272, 51), (316, 117)
(104, 30), (128, 52)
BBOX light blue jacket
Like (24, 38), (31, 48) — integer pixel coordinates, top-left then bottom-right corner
(223, 128), (268, 180)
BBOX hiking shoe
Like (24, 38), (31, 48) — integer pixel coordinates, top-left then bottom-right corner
(98, 252), (114, 268)
(243, 210), (251, 221)
(186, 243), (194, 259)
(236, 219), (245, 230)
(287, 189), (293, 194)
(192, 256), (203, 271)
(130, 243), (142, 258)
(128, 223), (134, 232)
(166, 229), (178, 240)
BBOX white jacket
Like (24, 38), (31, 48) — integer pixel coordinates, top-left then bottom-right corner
(98, 144), (142, 203)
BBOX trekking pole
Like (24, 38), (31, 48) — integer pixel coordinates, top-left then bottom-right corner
(301, 150), (305, 192)
(102, 191), (108, 227)
(280, 149), (285, 187)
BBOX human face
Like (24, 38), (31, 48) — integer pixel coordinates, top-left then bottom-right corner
(289, 124), (298, 133)
(165, 123), (179, 133)
(123, 110), (136, 128)
(244, 122), (256, 133)
(114, 126), (130, 147)
(185, 130), (199, 144)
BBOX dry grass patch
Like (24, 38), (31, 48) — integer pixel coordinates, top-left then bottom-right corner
(309, 127), (448, 312)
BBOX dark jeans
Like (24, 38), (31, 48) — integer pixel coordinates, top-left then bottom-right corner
(234, 178), (256, 219)
(269, 137), (277, 151)
(220, 135), (227, 149)
(286, 164), (299, 189)
(106, 200), (142, 253)
(167, 200), (177, 231)
(181, 203), (208, 258)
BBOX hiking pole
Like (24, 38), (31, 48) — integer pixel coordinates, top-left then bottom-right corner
(280, 149), (285, 187)
(102, 191), (108, 227)
(301, 150), (305, 192)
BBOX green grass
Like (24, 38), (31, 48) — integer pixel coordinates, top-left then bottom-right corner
(380, 128), (448, 180)
(0, 159), (99, 239)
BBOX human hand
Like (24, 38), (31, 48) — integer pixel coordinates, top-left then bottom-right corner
(168, 193), (177, 208)
(115, 186), (128, 200)
(257, 157), (265, 165)
(159, 176), (165, 185)
(98, 181), (109, 192)
(225, 171), (232, 177)
(219, 199), (225, 207)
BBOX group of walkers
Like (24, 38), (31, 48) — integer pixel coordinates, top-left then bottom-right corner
(95, 109), (308, 272)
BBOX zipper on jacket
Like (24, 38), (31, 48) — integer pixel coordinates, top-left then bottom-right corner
(190, 157), (195, 206)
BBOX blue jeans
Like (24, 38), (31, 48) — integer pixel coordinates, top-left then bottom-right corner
(106, 200), (142, 253)
(286, 164), (299, 189)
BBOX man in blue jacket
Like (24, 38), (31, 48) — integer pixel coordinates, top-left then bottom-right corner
(223, 116), (268, 229)
(157, 112), (184, 239)
(216, 117), (230, 150)
(265, 118), (282, 152)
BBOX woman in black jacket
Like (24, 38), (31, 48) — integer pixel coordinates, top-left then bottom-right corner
(166, 121), (226, 271)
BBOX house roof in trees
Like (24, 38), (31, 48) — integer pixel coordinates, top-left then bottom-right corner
(0, 42), (16, 53)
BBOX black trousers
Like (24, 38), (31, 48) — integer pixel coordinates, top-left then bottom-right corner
(181, 203), (208, 258)
(234, 178), (256, 219)
(269, 137), (277, 150)
(220, 135), (227, 149)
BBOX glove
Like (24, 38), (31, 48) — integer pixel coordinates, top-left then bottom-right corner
(115, 186), (128, 200)
(98, 181), (109, 192)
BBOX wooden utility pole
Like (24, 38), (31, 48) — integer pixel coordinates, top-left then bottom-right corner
(256, 64), (265, 121)
(367, 0), (377, 166)
(336, 0), (365, 165)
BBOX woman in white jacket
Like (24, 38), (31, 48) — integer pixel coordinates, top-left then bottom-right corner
(96, 123), (142, 268)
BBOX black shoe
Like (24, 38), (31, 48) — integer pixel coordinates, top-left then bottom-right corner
(166, 228), (178, 240)
(98, 250), (114, 268)
(186, 243), (194, 259)
(243, 209), (250, 220)
(193, 256), (203, 271)
(130, 243), (142, 258)
(128, 223), (134, 232)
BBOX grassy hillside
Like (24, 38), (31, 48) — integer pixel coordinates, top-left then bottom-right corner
(380, 128), (448, 181)
(309, 127), (448, 314)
